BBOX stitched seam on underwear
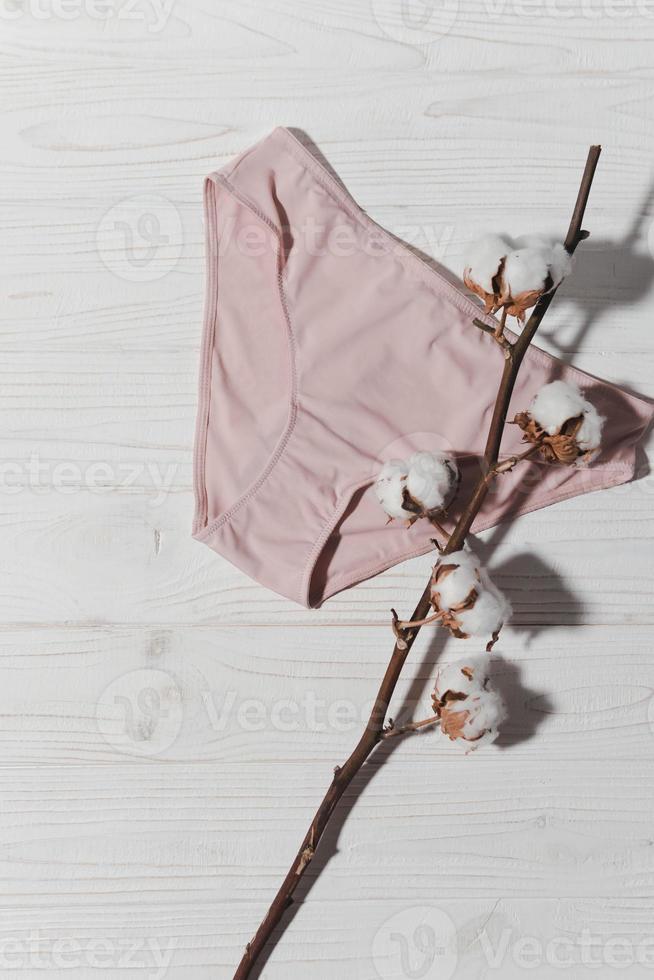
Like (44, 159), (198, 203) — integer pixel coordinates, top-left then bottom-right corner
(192, 177), (219, 535)
(213, 171), (294, 285)
(300, 476), (375, 606)
(215, 173), (280, 235)
(199, 174), (300, 539)
(219, 134), (266, 183)
(321, 459), (634, 598)
(272, 129), (503, 324)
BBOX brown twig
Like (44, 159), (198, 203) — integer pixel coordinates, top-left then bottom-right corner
(474, 317), (514, 357)
(494, 305), (509, 340)
(489, 441), (543, 477)
(382, 714), (441, 739)
(231, 144), (601, 980)
(428, 514), (449, 541)
(396, 609), (446, 630)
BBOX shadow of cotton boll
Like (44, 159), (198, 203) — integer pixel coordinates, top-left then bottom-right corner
(539, 178), (654, 359)
(490, 656), (554, 750)
(472, 546), (585, 643)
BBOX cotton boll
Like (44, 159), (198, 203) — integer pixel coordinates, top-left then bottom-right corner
(447, 688), (506, 749)
(529, 380), (588, 435)
(376, 451), (460, 523)
(496, 239), (573, 321)
(463, 234), (511, 293)
(464, 233), (572, 323)
(516, 379), (605, 466)
(433, 656), (506, 749)
(375, 459), (411, 519)
(530, 379), (604, 451)
(406, 451), (459, 512)
(428, 552), (510, 647)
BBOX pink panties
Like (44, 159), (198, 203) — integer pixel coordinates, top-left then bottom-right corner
(193, 127), (653, 607)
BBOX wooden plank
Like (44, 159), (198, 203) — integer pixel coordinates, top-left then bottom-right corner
(1, 624), (653, 763)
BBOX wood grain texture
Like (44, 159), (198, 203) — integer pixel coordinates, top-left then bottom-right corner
(1, 1), (653, 976)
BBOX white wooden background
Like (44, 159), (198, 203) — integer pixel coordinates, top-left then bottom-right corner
(2, 2), (654, 977)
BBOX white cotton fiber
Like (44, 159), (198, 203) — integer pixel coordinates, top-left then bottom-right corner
(456, 574), (511, 638)
(406, 451), (458, 512)
(432, 550), (481, 610)
(465, 234), (572, 310)
(456, 688), (506, 748)
(434, 654), (489, 699)
(442, 548), (478, 570)
(513, 234), (551, 250)
(512, 237), (573, 289)
(575, 403), (605, 452)
(463, 234), (511, 292)
(374, 459), (410, 519)
(435, 656), (506, 750)
(529, 380), (588, 435)
(501, 247), (550, 297)
(529, 380), (604, 454)
(548, 242), (573, 286)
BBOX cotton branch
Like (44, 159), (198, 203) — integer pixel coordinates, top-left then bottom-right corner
(231, 145), (601, 980)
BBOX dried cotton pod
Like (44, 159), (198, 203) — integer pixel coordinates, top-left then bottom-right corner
(514, 379), (605, 465)
(464, 234), (573, 323)
(432, 655), (506, 749)
(429, 549), (511, 651)
(375, 451), (459, 525)
(499, 240), (572, 322)
(406, 451), (459, 512)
